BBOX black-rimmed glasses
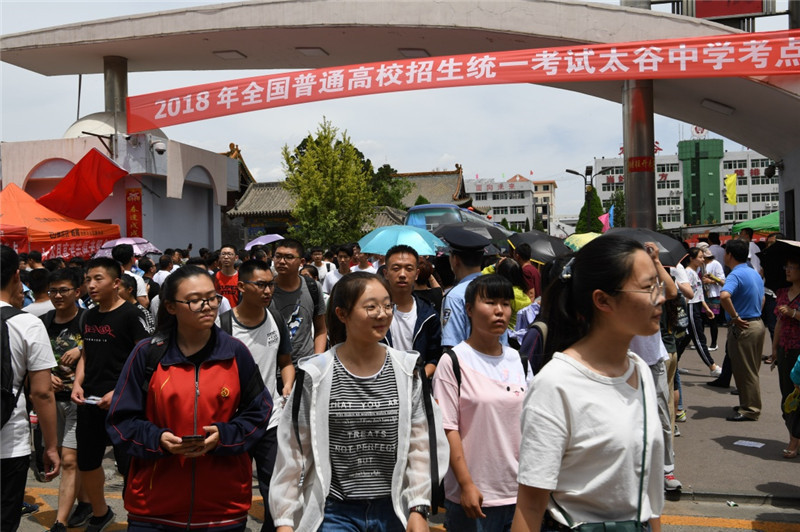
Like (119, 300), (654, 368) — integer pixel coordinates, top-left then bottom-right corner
(173, 295), (223, 312)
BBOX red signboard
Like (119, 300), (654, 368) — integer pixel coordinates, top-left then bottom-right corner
(127, 30), (800, 133)
(125, 188), (143, 237)
(695, 0), (768, 20)
(628, 157), (655, 173)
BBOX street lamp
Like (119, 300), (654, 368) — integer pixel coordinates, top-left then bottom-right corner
(567, 165), (600, 232)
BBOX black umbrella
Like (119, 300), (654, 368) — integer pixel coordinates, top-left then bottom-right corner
(757, 239), (800, 291)
(433, 222), (512, 249)
(508, 231), (571, 265)
(605, 227), (687, 267)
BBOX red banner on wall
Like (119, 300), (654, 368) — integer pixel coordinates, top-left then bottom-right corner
(127, 30), (800, 132)
(125, 188), (143, 237)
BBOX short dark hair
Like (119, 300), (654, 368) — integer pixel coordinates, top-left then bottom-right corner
(28, 250), (42, 263)
(238, 259), (270, 281)
(29, 268), (51, 296)
(739, 227), (754, 238)
(725, 238), (749, 263)
(514, 243), (532, 262)
(48, 268), (81, 289)
(138, 257), (155, 273)
(185, 257), (207, 267)
(120, 273), (138, 294)
(1, 245), (19, 289)
(158, 255), (173, 270)
(708, 232), (721, 245)
(86, 257), (122, 280)
(301, 264), (320, 281)
(385, 245), (419, 265)
(68, 256), (86, 269)
(337, 244), (355, 257)
(495, 258), (526, 290)
(465, 273), (514, 307)
(275, 238), (304, 257)
(453, 249), (484, 268)
(220, 244), (236, 253)
(43, 258), (62, 272)
(111, 244), (134, 265)
(311, 246), (324, 254)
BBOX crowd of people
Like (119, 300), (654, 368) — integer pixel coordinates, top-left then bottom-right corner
(1, 224), (798, 532)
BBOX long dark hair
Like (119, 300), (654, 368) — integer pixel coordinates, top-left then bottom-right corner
(155, 265), (214, 334)
(542, 235), (645, 361)
(495, 258), (526, 291)
(326, 272), (392, 345)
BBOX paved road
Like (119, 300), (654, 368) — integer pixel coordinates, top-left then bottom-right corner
(17, 328), (800, 531)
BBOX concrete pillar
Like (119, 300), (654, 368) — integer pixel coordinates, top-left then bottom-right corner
(622, 80), (656, 229)
(104, 56), (128, 114)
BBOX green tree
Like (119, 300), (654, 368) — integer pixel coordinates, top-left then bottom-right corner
(608, 189), (626, 227)
(414, 195), (430, 205)
(533, 218), (545, 232)
(524, 218), (531, 232)
(500, 217), (511, 231)
(371, 163), (412, 209)
(575, 187), (604, 233)
(282, 119), (375, 246)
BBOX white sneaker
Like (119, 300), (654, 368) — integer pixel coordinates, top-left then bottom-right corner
(709, 345), (719, 351)
(710, 365), (722, 377)
(664, 473), (682, 491)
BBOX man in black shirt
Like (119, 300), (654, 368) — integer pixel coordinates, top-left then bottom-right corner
(71, 258), (148, 532)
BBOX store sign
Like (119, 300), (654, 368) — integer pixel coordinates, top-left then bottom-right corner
(126, 188), (143, 237)
(694, 0), (772, 20)
(127, 30), (800, 132)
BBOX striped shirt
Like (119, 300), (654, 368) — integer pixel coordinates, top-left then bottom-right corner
(328, 355), (399, 500)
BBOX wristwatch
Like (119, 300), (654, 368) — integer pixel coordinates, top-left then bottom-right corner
(409, 505), (431, 519)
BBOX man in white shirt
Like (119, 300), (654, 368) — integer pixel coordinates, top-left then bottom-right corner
(309, 247), (335, 281)
(350, 244), (377, 273)
(322, 244), (354, 295)
(1, 245), (61, 531)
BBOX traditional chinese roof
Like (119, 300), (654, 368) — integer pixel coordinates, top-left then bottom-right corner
(222, 143), (257, 193)
(227, 181), (292, 218)
(362, 206), (407, 232)
(397, 164), (469, 207)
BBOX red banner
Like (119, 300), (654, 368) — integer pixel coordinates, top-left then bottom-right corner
(125, 188), (143, 237)
(127, 30), (800, 132)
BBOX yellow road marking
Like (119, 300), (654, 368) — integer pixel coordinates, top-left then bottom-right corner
(662, 515), (800, 531)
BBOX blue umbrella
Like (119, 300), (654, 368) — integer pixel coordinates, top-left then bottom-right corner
(358, 225), (446, 256)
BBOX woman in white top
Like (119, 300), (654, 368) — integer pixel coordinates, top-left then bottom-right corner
(433, 274), (529, 532)
(511, 235), (665, 532)
(680, 248), (722, 376)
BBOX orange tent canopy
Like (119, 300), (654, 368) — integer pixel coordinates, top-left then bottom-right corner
(0, 184), (120, 259)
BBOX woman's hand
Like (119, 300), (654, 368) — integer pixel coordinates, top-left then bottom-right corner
(160, 431), (204, 455)
(705, 308), (714, 320)
(407, 511), (429, 531)
(460, 482), (486, 519)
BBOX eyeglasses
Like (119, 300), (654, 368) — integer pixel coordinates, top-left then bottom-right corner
(784, 265), (799, 272)
(363, 303), (393, 318)
(47, 288), (75, 296)
(242, 280), (275, 291)
(274, 253), (298, 262)
(173, 295), (223, 312)
(617, 279), (665, 306)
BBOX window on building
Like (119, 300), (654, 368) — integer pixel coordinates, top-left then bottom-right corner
(509, 205), (526, 214)
(600, 165), (624, 174)
(751, 176), (779, 185)
(751, 158), (771, 168)
(603, 183), (624, 192)
(492, 192), (508, 201)
(474, 192), (487, 201)
(724, 212), (734, 221)
(656, 163), (679, 172)
(723, 159), (747, 169)
(509, 191), (525, 199)
(736, 212), (749, 220)
(737, 194), (749, 204)
(657, 197), (667, 206)
(542, 185), (550, 191)
(543, 197), (549, 203)
(737, 176), (748, 186)
(494, 206), (508, 215)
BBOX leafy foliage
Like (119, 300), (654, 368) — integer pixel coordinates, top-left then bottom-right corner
(575, 187), (604, 233)
(414, 195), (430, 206)
(282, 119), (376, 247)
(608, 189), (626, 227)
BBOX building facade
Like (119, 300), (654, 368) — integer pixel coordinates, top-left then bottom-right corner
(594, 139), (779, 231)
(464, 174), (556, 232)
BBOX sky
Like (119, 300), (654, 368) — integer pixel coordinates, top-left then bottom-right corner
(0, 1), (791, 215)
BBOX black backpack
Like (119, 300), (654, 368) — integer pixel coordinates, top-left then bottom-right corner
(2, 306), (25, 428)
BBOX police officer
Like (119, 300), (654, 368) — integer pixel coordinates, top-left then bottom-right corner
(440, 228), (491, 348)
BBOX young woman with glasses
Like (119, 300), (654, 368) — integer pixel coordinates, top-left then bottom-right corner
(512, 235), (665, 532)
(270, 271), (448, 532)
(107, 265), (273, 531)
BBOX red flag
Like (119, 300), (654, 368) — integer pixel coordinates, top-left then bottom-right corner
(37, 148), (128, 219)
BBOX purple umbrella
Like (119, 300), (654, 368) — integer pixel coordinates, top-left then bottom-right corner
(244, 234), (283, 250)
(93, 237), (161, 258)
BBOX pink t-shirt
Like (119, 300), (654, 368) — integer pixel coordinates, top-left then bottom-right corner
(433, 342), (529, 506)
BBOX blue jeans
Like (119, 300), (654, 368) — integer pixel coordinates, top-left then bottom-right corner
(319, 497), (404, 532)
(444, 499), (515, 532)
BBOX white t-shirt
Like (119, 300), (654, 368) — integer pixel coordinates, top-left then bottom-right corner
(313, 261), (335, 281)
(686, 267), (704, 305)
(216, 310), (291, 430)
(1, 302), (57, 459)
(389, 300), (417, 352)
(322, 269), (345, 294)
(629, 332), (668, 366)
(152, 269), (171, 286)
(125, 269), (148, 298)
(518, 351), (665, 526)
(23, 300), (55, 317)
(350, 264), (377, 274)
(703, 259), (726, 299)
(433, 342), (530, 506)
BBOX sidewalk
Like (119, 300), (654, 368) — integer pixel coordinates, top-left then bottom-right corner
(671, 326), (800, 503)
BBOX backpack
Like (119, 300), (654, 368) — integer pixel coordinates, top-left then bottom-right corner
(40, 308), (87, 336)
(218, 307), (284, 337)
(291, 356), (446, 514)
(444, 339), (534, 395)
(1, 306), (26, 428)
(302, 275), (322, 310)
(517, 321), (548, 376)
